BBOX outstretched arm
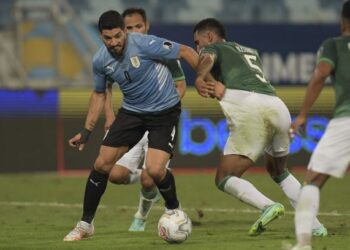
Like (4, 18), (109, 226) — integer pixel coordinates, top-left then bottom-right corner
(195, 53), (220, 98)
(291, 61), (333, 135)
(177, 44), (199, 70)
(69, 91), (106, 151)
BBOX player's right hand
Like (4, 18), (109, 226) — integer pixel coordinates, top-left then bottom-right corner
(68, 128), (91, 151)
(194, 77), (215, 98)
(213, 81), (226, 100)
(289, 115), (306, 139)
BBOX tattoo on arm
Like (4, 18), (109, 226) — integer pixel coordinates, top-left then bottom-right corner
(197, 53), (215, 79)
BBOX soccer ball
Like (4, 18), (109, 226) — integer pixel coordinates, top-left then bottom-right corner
(158, 209), (192, 243)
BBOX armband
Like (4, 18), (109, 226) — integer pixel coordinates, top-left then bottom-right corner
(79, 128), (92, 144)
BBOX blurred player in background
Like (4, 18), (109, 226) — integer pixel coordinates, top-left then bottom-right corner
(105, 7), (187, 232)
(64, 10), (198, 241)
(290, 1), (350, 249)
(193, 18), (326, 236)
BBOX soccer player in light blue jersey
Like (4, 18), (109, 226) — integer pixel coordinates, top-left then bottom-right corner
(106, 8), (187, 232)
(64, 10), (198, 241)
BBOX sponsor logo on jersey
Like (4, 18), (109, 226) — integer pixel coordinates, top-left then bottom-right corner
(130, 56), (140, 68)
(106, 65), (115, 72)
(348, 43), (350, 51)
(163, 41), (173, 50)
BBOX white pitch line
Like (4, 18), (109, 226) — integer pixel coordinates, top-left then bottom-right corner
(0, 201), (106, 209)
(1, 201), (349, 217)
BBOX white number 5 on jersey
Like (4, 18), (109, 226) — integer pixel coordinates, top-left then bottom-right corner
(243, 54), (268, 83)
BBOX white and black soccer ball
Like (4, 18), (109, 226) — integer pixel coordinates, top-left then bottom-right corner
(158, 209), (192, 244)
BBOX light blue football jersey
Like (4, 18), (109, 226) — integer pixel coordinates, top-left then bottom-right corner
(92, 32), (181, 113)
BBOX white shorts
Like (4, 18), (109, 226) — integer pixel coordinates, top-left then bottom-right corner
(219, 89), (291, 162)
(115, 132), (170, 173)
(308, 117), (350, 178)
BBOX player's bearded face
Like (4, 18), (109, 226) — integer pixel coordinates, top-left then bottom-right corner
(101, 28), (126, 56)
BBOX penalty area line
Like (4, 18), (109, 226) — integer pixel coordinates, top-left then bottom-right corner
(0, 201), (349, 217)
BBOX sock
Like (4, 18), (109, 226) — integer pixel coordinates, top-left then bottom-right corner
(129, 169), (142, 184)
(155, 170), (179, 209)
(295, 185), (320, 246)
(135, 188), (158, 219)
(274, 171), (322, 229)
(273, 170), (300, 208)
(81, 169), (108, 224)
(219, 176), (274, 210)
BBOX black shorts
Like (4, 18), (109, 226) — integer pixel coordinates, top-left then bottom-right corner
(102, 102), (181, 155)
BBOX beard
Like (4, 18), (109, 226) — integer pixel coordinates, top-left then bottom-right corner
(107, 46), (122, 57)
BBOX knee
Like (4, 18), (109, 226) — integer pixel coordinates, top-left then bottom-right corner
(146, 165), (166, 182)
(94, 157), (114, 174)
(109, 167), (130, 184)
(141, 174), (156, 190)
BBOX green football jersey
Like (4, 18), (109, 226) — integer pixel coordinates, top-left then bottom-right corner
(202, 41), (276, 96)
(318, 35), (350, 118)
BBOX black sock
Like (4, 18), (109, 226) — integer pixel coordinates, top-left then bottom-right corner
(156, 170), (179, 209)
(81, 169), (108, 223)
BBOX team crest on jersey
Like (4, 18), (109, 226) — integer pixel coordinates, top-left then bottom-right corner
(130, 56), (140, 68)
(163, 41), (173, 50)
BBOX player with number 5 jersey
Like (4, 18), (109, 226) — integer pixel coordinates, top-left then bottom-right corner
(193, 18), (326, 237)
(201, 41), (276, 96)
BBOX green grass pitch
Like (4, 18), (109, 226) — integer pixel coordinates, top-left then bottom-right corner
(0, 172), (349, 250)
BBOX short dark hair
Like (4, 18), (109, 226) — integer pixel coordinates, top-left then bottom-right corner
(342, 0), (350, 20)
(98, 10), (124, 32)
(193, 18), (226, 39)
(122, 8), (147, 22)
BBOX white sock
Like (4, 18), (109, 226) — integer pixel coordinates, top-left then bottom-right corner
(223, 176), (274, 210)
(278, 174), (322, 229)
(295, 185), (320, 246)
(129, 169), (141, 184)
(134, 189), (157, 219)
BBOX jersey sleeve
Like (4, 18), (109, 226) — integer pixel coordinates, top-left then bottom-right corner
(92, 56), (107, 93)
(200, 45), (219, 63)
(140, 34), (181, 61)
(164, 60), (185, 81)
(317, 38), (336, 68)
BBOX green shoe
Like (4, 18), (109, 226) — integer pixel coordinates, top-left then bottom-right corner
(128, 218), (146, 232)
(249, 203), (285, 236)
(312, 224), (327, 237)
